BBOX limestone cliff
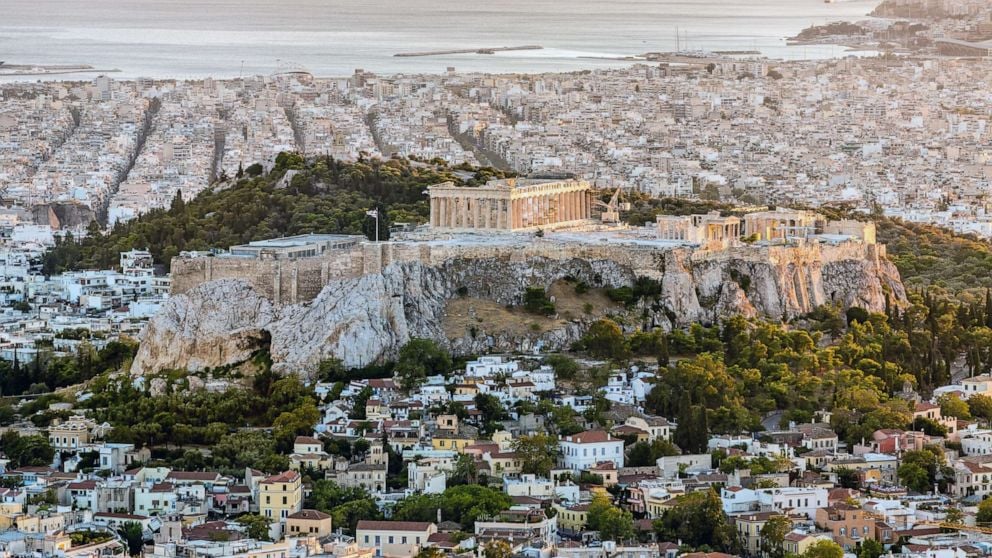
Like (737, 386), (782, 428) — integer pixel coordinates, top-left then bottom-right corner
(132, 239), (905, 378)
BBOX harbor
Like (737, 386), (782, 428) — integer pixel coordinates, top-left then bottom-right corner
(0, 63), (121, 77)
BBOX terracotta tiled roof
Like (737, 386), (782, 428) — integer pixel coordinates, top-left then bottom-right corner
(564, 430), (614, 444)
(288, 509), (331, 520)
(356, 520), (434, 532)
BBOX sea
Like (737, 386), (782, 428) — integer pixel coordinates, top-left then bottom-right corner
(1, 0), (883, 81)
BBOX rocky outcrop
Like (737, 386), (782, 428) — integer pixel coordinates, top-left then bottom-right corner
(132, 241), (906, 377)
(133, 280), (276, 373)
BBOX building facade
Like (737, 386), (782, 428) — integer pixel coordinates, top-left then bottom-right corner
(428, 178), (591, 231)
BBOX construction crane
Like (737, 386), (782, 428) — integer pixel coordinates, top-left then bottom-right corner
(592, 187), (632, 225)
(914, 520), (992, 535)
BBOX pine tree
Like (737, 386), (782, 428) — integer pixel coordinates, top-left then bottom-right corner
(985, 288), (992, 328)
(170, 190), (185, 213)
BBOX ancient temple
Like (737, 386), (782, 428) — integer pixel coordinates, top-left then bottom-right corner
(428, 178), (592, 231)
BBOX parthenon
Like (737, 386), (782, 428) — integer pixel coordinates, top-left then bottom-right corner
(428, 178), (592, 231)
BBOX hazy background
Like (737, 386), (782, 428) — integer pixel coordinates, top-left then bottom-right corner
(1, 0), (882, 79)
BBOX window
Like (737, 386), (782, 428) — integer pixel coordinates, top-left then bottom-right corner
(375, 536), (380, 544)
(388, 536), (394, 544)
(402, 536), (407, 544)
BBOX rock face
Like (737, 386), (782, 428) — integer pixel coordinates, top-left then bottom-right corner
(132, 241), (906, 378)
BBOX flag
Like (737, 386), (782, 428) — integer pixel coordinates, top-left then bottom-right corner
(366, 209), (378, 218)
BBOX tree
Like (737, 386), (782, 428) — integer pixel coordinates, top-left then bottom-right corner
(911, 416), (947, 437)
(581, 319), (630, 360)
(674, 396), (709, 455)
(627, 439), (679, 467)
(448, 453), (480, 486)
(970, 394), (992, 422)
(0, 432), (54, 467)
(523, 286), (555, 316)
(759, 515), (791, 558)
(858, 539), (884, 558)
(897, 447), (951, 494)
(512, 433), (559, 477)
(653, 490), (736, 551)
(331, 498), (382, 535)
(588, 493), (634, 542)
(392, 485), (511, 531)
(118, 521), (144, 556)
(395, 338), (452, 390)
(350, 386), (373, 419)
(978, 497), (992, 525)
(545, 354), (579, 380)
(273, 400), (321, 452)
(212, 430), (289, 474)
(835, 467), (860, 489)
(938, 394), (971, 419)
(802, 540), (844, 558)
(474, 393), (508, 426)
(236, 514), (272, 541)
(416, 549), (446, 558)
(483, 540), (513, 558)
(898, 463), (931, 494)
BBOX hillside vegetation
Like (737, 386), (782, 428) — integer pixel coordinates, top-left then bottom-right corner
(876, 217), (992, 301)
(43, 154), (510, 272)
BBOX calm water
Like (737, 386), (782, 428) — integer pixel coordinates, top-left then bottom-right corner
(1, 0), (882, 80)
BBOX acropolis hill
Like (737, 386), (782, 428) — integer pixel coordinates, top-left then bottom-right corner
(133, 180), (906, 377)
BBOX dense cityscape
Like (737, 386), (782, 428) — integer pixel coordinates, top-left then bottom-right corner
(6, 1), (992, 558)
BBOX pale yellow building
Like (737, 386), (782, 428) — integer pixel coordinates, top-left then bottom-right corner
(48, 418), (94, 450)
(259, 470), (303, 539)
(552, 502), (590, 533)
(356, 520), (437, 558)
(15, 512), (67, 534)
(432, 434), (475, 452)
(287, 509), (333, 538)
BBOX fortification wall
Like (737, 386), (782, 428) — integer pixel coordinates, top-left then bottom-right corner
(170, 238), (880, 306)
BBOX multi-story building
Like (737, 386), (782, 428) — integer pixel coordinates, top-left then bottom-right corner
(355, 520), (437, 558)
(258, 471), (303, 539)
(559, 430), (625, 472)
(815, 503), (876, 550)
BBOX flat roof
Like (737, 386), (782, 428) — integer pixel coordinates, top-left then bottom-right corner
(232, 234), (362, 249)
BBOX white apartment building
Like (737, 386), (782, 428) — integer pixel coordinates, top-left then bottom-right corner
(757, 487), (829, 520)
(559, 430), (625, 472)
